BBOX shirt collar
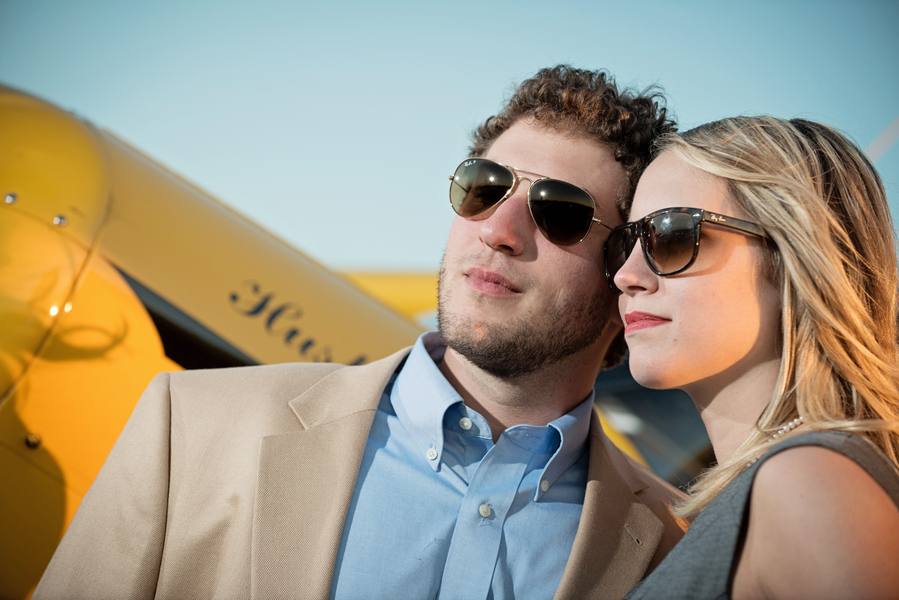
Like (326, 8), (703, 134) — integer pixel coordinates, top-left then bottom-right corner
(391, 332), (594, 490)
(391, 333), (461, 470)
(531, 394), (593, 501)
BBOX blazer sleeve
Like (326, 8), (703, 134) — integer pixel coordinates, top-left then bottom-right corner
(33, 372), (174, 599)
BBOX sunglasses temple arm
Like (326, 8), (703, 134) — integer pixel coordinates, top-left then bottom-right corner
(730, 220), (767, 238)
(593, 217), (614, 231)
(702, 213), (767, 238)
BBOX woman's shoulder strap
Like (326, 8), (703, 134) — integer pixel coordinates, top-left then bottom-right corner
(757, 430), (899, 505)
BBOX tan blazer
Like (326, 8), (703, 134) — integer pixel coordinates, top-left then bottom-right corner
(35, 347), (686, 600)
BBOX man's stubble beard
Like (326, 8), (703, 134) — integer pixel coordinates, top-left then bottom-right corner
(436, 257), (612, 379)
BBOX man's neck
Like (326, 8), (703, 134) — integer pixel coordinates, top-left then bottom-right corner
(438, 343), (603, 442)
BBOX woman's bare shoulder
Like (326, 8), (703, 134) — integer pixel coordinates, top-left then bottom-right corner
(732, 444), (899, 599)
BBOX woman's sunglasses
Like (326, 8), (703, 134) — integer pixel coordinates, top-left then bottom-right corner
(449, 157), (611, 247)
(604, 207), (768, 293)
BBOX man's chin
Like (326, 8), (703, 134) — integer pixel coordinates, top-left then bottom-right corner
(438, 310), (600, 380)
(436, 258), (610, 379)
(440, 331), (543, 379)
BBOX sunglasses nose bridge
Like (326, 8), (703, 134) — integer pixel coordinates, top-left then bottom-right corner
(510, 172), (533, 195)
(633, 220), (658, 273)
(492, 173), (535, 215)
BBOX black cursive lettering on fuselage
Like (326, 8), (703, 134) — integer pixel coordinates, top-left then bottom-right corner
(229, 281), (366, 365)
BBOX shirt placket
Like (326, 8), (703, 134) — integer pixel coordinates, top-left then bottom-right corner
(437, 436), (533, 600)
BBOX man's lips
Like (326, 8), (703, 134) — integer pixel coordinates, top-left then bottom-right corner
(466, 267), (521, 296)
(624, 311), (670, 334)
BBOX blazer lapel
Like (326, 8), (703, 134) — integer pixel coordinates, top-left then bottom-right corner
(250, 348), (410, 600)
(554, 411), (665, 600)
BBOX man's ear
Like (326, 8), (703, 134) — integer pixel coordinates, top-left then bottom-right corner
(597, 298), (626, 371)
(608, 296), (623, 327)
(600, 329), (627, 371)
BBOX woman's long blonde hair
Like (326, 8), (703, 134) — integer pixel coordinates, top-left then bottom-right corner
(658, 116), (899, 517)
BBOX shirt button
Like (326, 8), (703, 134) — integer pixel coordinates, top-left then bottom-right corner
(479, 504), (491, 518)
(541, 480), (549, 492)
(427, 448), (438, 460)
(459, 417), (472, 430)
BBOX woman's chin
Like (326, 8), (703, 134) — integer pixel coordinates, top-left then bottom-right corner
(627, 360), (678, 391)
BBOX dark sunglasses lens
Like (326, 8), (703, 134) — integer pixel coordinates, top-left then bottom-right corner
(645, 212), (697, 274)
(605, 226), (636, 291)
(528, 180), (595, 246)
(450, 159), (515, 217)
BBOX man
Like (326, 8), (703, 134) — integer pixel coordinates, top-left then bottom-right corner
(35, 65), (685, 600)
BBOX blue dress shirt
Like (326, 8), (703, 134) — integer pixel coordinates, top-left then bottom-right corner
(329, 333), (592, 600)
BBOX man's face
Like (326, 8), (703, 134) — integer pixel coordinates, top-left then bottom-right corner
(438, 119), (627, 378)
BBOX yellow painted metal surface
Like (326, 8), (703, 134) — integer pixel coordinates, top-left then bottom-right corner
(0, 83), (110, 400)
(0, 211), (86, 400)
(343, 271), (439, 325)
(0, 255), (180, 597)
(0, 84), (109, 249)
(95, 132), (424, 366)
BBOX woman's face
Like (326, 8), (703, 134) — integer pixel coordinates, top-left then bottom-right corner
(614, 152), (782, 404)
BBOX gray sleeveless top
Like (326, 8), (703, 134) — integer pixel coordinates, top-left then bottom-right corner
(623, 431), (899, 600)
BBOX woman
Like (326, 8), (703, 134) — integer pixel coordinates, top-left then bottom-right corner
(605, 116), (899, 599)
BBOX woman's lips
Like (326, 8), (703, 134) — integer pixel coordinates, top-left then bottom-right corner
(466, 267), (521, 297)
(624, 311), (670, 334)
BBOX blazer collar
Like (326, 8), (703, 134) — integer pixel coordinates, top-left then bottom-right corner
(251, 347), (411, 600)
(554, 411), (665, 600)
(287, 346), (410, 428)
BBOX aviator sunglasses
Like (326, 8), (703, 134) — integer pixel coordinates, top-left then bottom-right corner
(604, 207), (768, 293)
(449, 157), (611, 246)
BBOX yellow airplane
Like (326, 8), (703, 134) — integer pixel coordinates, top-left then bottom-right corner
(0, 84), (650, 598)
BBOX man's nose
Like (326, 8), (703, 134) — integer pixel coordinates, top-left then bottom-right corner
(477, 182), (533, 255)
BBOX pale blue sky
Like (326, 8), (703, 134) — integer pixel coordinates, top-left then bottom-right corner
(1, 0), (897, 270)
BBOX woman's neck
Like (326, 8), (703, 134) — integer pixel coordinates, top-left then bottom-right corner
(687, 358), (782, 465)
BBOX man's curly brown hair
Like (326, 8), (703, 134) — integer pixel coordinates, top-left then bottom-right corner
(469, 64), (676, 212)
(469, 65), (676, 369)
